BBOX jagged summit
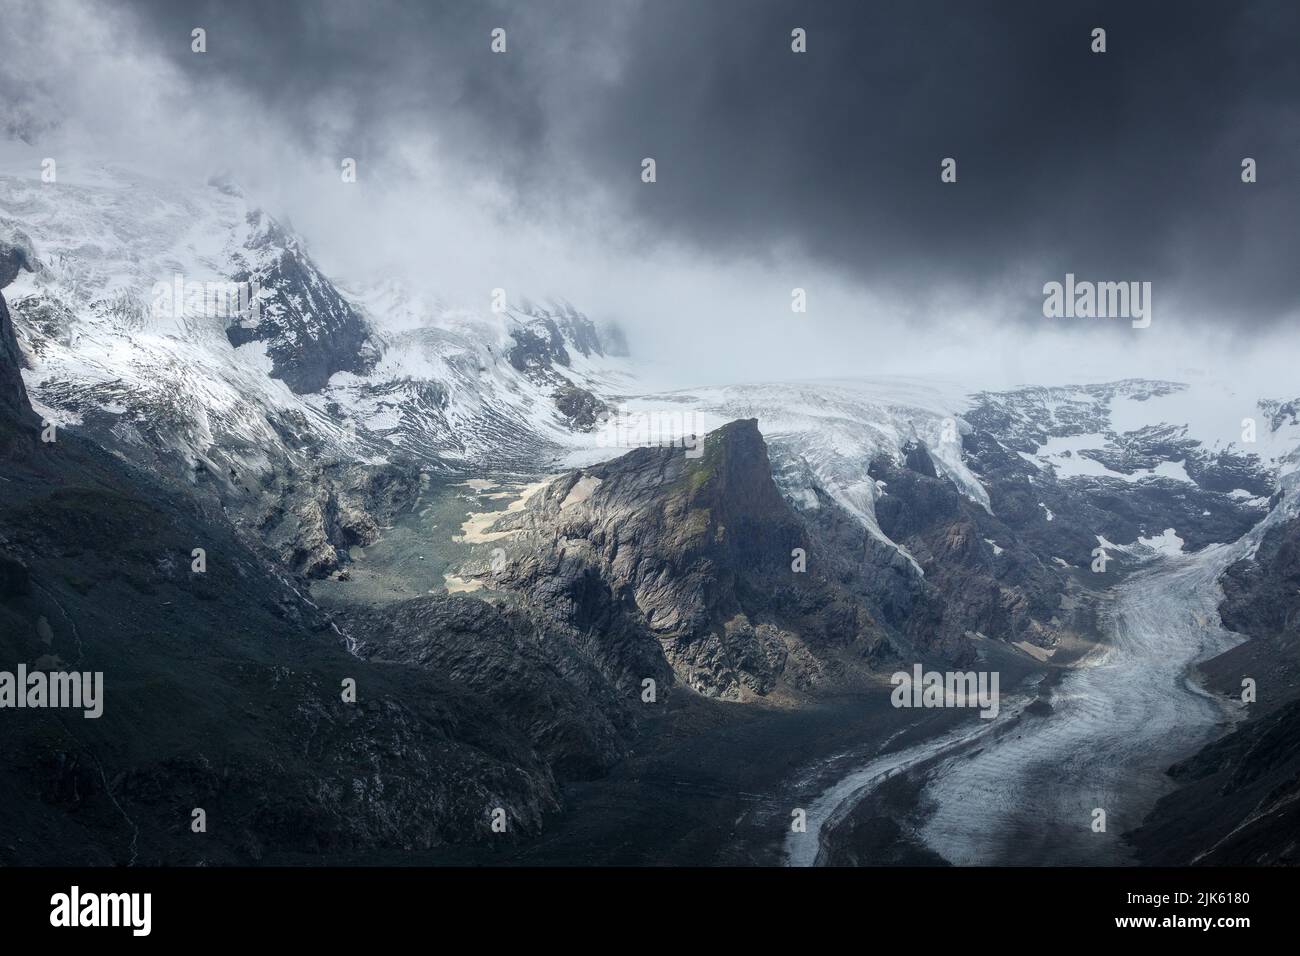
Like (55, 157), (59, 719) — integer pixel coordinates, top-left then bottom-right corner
(0, 168), (632, 480)
(225, 209), (376, 394)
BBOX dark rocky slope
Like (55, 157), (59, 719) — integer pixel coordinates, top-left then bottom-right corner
(337, 595), (636, 780)
(0, 268), (624, 863)
(225, 211), (376, 394)
(869, 441), (1066, 649)
(1129, 699), (1300, 865)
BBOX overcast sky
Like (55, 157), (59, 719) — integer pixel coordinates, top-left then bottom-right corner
(1, 0), (1297, 390)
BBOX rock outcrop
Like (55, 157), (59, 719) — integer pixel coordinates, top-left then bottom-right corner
(869, 443), (1066, 650)
(0, 233), (36, 428)
(225, 212), (376, 393)
(473, 420), (946, 699)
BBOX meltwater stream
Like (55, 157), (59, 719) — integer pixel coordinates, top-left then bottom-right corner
(787, 542), (1247, 867)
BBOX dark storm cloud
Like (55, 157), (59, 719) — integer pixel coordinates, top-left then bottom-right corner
(118, 0), (1300, 329)
(113, 0), (606, 186)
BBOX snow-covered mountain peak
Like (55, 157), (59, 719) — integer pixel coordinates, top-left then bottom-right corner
(1, 166), (637, 478)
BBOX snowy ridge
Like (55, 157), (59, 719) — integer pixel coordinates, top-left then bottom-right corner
(975, 379), (1300, 485)
(561, 378), (989, 568)
(0, 165), (634, 477)
(319, 279), (635, 465)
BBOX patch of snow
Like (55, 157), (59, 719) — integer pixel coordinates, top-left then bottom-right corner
(1227, 488), (1271, 507)
(1152, 459), (1192, 482)
(1138, 528), (1185, 555)
(1022, 434), (1194, 485)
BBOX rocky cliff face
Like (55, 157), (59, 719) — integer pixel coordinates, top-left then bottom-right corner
(869, 441), (1066, 650)
(468, 420), (949, 699)
(225, 212), (377, 394)
(505, 305), (618, 431)
(0, 234), (35, 431)
(505, 304), (616, 377)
